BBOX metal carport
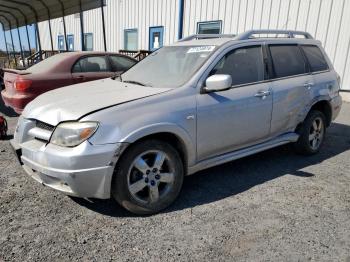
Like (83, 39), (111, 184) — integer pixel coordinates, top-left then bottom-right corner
(0, 0), (107, 68)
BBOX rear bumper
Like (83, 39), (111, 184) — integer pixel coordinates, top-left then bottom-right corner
(1, 90), (33, 114)
(11, 137), (123, 199)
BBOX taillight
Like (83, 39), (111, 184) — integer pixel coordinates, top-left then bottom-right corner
(14, 78), (32, 91)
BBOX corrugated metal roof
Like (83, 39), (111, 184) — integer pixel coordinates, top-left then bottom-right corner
(0, 0), (101, 30)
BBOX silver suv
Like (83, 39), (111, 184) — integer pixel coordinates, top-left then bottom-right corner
(11, 30), (342, 215)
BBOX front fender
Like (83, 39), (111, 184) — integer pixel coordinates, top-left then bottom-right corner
(120, 123), (196, 166)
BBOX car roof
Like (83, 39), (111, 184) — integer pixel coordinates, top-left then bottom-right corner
(171, 30), (321, 48)
(171, 37), (321, 48)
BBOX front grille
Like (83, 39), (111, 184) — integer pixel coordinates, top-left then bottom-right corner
(35, 120), (54, 132)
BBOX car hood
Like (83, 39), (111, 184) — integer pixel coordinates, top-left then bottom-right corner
(22, 78), (172, 126)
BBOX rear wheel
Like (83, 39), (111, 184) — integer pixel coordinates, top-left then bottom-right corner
(294, 110), (326, 155)
(112, 139), (184, 215)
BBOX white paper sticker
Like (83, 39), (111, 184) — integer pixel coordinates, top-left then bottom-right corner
(187, 46), (216, 53)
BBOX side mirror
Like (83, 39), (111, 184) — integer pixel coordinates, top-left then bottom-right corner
(204, 74), (232, 93)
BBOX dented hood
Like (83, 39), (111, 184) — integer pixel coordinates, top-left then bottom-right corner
(22, 78), (172, 126)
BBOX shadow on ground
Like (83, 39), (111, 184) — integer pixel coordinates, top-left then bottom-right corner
(72, 122), (350, 217)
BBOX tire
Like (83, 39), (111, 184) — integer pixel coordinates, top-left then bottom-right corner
(112, 139), (184, 215)
(293, 110), (326, 155)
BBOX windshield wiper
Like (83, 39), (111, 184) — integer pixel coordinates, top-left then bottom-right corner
(123, 80), (151, 87)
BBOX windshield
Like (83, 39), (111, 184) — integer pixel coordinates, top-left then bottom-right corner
(121, 45), (216, 88)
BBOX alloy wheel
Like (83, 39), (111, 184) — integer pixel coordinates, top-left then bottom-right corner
(127, 150), (175, 204)
(309, 117), (324, 150)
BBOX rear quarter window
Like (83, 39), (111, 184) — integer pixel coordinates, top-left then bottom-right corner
(301, 45), (329, 72)
(269, 45), (308, 78)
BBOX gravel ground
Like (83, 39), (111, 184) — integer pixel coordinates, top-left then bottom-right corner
(0, 99), (350, 262)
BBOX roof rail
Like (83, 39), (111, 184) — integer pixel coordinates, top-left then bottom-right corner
(178, 34), (236, 42)
(235, 30), (314, 40)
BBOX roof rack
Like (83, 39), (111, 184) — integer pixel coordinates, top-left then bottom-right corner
(178, 34), (236, 42)
(235, 30), (314, 40)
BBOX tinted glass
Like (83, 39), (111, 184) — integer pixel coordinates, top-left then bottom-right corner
(302, 45), (329, 72)
(110, 56), (136, 72)
(210, 46), (264, 86)
(269, 45), (307, 78)
(72, 56), (108, 73)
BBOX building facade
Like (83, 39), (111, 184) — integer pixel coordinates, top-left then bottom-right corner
(38, 0), (350, 90)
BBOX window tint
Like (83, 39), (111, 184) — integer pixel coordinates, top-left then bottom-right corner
(110, 56), (136, 72)
(269, 45), (307, 78)
(72, 56), (108, 73)
(302, 45), (329, 72)
(210, 46), (264, 86)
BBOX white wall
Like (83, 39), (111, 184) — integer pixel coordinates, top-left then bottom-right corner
(38, 0), (179, 52)
(183, 0), (350, 90)
(38, 0), (350, 90)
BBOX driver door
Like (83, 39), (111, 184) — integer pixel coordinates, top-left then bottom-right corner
(196, 45), (273, 161)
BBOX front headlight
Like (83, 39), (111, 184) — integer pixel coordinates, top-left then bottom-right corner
(50, 121), (99, 147)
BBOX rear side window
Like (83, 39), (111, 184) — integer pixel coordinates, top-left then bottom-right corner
(72, 56), (108, 73)
(301, 45), (329, 72)
(109, 56), (136, 72)
(210, 46), (264, 86)
(269, 45), (307, 78)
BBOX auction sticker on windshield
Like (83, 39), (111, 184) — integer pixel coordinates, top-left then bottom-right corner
(187, 46), (216, 53)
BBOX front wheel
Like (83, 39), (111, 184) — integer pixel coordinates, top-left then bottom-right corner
(112, 140), (184, 215)
(293, 110), (326, 155)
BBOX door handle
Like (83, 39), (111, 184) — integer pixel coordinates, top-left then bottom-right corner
(254, 90), (271, 98)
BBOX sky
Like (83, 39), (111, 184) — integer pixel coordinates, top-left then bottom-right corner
(0, 24), (37, 52)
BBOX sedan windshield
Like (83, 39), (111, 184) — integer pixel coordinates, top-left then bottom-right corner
(121, 45), (216, 88)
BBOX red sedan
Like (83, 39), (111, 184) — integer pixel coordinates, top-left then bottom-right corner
(1, 52), (137, 114)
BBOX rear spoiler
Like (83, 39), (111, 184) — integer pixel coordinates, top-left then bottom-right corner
(2, 68), (31, 75)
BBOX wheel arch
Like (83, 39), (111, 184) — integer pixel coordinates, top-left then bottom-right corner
(118, 123), (196, 172)
(309, 100), (332, 127)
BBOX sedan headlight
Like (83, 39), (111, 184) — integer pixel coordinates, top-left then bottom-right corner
(50, 121), (99, 147)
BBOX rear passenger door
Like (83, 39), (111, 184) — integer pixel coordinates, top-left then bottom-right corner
(268, 44), (314, 137)
(71, 55), (113, 83)
(196, 45), (273, 160)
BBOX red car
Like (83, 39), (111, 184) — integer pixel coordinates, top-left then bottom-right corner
(1, 52), (137, 114)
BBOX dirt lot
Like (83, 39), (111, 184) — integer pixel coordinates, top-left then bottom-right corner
(0, 99), (349, 262)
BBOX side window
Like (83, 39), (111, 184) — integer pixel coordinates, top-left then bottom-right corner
(72, 56), (108, 73)
(269, 45), (307, 78)
(210, 46), (264, 86)
(301, 45), (329, 72)
(109, 56), (136, 72)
